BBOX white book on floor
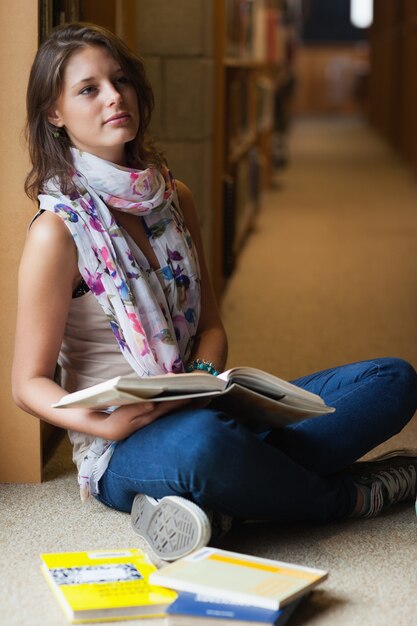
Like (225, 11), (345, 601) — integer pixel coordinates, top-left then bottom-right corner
(150, 547), (328, 611)
(52, 366), (334, 428)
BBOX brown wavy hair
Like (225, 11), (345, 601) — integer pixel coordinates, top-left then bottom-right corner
(25, 22), (164, 199)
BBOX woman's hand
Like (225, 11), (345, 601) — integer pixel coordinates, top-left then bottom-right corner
(99, 398), (194, 441)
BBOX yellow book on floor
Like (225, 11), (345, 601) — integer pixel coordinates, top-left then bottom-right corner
(40, 548), (177, 623)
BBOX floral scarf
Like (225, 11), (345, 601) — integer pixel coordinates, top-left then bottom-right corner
(38, 148), (201, 378)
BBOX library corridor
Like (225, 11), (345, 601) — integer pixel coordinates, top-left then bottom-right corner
(222, 115), (417, 382)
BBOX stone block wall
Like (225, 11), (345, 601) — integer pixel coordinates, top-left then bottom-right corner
(135, 0), (215, 267)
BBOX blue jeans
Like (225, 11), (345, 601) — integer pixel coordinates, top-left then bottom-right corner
(97, 358), (417, 523)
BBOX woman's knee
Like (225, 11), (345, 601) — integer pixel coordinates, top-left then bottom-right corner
(380, 357), (417, 416)
(383, 357), (416, 390)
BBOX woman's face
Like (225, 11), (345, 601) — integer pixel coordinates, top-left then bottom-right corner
(49, 45), (140, 165)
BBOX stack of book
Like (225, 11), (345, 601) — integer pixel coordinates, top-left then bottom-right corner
(150, 547), (328, 626)
(41, 547), (328, 625)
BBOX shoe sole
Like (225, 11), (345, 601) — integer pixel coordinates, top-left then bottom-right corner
(131, 495), (211, 561)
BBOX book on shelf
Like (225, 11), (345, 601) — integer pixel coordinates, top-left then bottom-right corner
(257, 76), (276, 133)
(247, 146), (261, 205)
(166, 591), (303, 626)
(150, 547), (328, 611)
(225, 0), (238, 57)
(40, 548), (177, 623)
(225, 0), (287, 65)
(252, 0), (267, 62)
(52, 366), (334, 429)
(266, 6), (284, 65)
(226, 0), (255, 60)
(234, 155), (251, 233)
(227, 70), (254, 157)
(223, 175), (237, 277)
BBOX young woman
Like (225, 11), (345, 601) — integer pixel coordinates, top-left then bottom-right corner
(13, 23), (417, 565)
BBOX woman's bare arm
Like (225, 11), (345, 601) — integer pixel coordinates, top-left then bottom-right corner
(12, 212), (163, 441)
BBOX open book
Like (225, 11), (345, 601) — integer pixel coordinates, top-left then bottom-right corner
(53, 366), (334, 428)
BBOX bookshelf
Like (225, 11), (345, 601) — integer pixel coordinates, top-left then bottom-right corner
(39, 0), (82, 43)
(213, 0), (291, 294)
(368, 0), (417, 174)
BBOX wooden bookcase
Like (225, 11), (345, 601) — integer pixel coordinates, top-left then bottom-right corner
(212, 0), (290, 296)
(368, 0), (417, 174)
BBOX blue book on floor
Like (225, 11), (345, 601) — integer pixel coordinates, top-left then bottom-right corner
(166, 591), (302, 625)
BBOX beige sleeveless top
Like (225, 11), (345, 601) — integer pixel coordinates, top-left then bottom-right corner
(58, 290), (133, 470)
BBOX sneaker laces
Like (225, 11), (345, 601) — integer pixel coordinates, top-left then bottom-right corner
(364, 481), (383, 518)
(378, 465), (417, 503)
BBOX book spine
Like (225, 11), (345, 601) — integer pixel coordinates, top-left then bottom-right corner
(222, 176), (236, 277)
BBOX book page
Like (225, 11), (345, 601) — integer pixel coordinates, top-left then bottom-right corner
(209, 384), (333, 428)
(223, 367), (327, 404)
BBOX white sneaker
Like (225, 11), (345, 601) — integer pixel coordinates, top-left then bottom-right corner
(131, 495), (211, 563)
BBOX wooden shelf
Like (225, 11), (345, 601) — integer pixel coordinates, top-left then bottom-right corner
(212, 0), (293, 296)
(225, 57), (269, 69)
(225, 57), (285, 72)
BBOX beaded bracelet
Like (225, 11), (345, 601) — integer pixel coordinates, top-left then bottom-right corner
(185, 358), (220, 376)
